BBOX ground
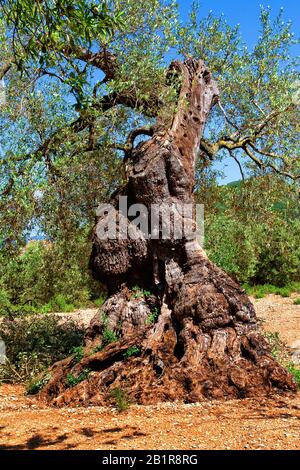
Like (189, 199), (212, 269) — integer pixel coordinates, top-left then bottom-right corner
(0, 294), (300, 450)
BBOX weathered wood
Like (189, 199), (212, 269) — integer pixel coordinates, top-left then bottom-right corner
(41, 59), (296, 406)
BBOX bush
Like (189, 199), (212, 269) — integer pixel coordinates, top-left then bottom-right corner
(0, 315), (84, 384)
(255, 219), (300, 286)
(0, 239), (104, 314)
(110, 387), (129, 412)
(26, 372), (51, 395)
(205, 214), (260, 284)
(202, 176), (300, 287)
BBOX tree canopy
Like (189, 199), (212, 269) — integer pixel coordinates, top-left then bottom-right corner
(0, 0), (299, 251)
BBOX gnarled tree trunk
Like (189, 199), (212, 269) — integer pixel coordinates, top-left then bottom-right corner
(42, 59), (296, 406)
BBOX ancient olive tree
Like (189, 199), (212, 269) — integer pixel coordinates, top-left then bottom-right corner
(0, 1), (299, 404)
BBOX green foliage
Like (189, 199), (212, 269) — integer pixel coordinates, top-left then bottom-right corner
(0, 240), (104, 314)
(131, 286), (151, 299)
(110, 387), (129, 412)
(91, 344), (103, 354)
(264, 332), (282, 359)
(202, 177), (300, 287)
(293, 298), (300, 306)
(66, 368), (90, 388)
(26, 372), (51, 395)
(71, 345), (84, 364)
(0, 2), (299, 311)
(0, 352), (44, 384)
(287, 365), (300, 388)
(102, 328), (117, 346)
(205, 214), (259, 284)
(93, 294), (107, 308)
(0, 314), (84, 384)
(147, 307), (160, 325)
(244, 283), (300, 299)
(42, 295), (75, 313)
(124, 346), (140, 359)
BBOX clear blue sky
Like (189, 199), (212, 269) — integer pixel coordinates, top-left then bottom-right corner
(177, 0), (300, 183)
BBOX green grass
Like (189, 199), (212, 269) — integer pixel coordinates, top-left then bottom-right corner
(243, 282), (300, 299)
(293, 298), (300, 305)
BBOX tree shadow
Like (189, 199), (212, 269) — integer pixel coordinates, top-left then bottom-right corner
(0, 424), (148, 450)
(77, 424), (147, 446)
(0, 433), (68, 450)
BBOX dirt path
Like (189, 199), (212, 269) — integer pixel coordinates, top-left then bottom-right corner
(0, 295), (300, 450)
(253, 293), (300, 348)
(0, 385), (299, 450)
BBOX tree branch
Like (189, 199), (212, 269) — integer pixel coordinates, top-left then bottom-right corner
(0, 62), (12, 80)
(124, 126), (155, 153)
(243, 144), (299, 181)
(61, 45), (117, 79)
(228, 150), (245, 181)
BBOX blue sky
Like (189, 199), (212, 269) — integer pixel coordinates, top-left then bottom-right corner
(177, 0), (300, 183)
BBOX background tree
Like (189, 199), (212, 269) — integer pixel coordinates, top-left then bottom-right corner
(0, 1), (299, 404)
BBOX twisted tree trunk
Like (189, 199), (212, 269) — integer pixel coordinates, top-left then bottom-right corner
(42, 59), (296, 406)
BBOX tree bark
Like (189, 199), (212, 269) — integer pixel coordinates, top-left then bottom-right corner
(41, 59), (296, 406)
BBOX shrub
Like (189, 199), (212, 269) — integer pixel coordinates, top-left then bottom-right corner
(264, 332), (282, 359)
(110, 387), (129, 412)
(45, 294), (75, 313)
(0, 315), (84, 384)
(244, 283), (300, 299)
(26, 372), (51, 395)
(205, 214), (260, 284)
(91, 344), (103, 354)
(255, 219), (300, 286)
(0, 239), (102, 313)
(294, 298), (300, 306)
